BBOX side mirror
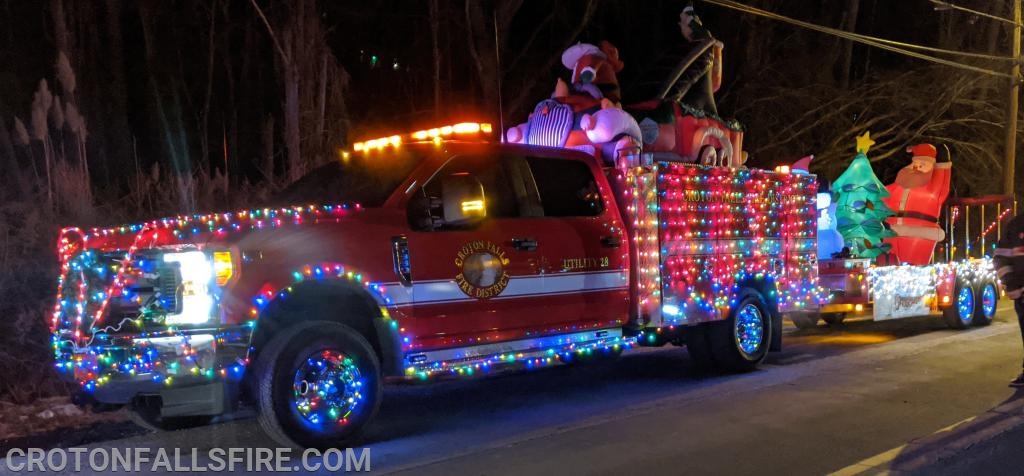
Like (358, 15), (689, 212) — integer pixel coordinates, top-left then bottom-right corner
(441, 174), (487, 226)
(407, 192), (443, 230)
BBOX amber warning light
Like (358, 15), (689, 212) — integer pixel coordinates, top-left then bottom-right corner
(352, 122), (493, 152)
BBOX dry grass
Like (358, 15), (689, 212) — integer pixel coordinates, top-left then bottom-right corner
(0, 169), (272, 405)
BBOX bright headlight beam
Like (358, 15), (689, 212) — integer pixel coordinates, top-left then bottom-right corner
(162, 251), (214, 325)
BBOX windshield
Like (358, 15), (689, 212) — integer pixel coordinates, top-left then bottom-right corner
(269, 147), (426, 207)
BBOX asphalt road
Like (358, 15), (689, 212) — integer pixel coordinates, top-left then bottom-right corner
(3, 304), (1023, 475)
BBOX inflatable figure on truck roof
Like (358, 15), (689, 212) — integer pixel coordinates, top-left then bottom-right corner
(507, 2), (745, 169)
(668, 2), (722, 115)
(505, 40), (642, 165)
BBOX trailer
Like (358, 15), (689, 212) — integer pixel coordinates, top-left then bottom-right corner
(795, 195), (1012, 329)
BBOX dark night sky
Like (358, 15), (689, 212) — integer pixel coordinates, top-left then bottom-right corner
(0, 1), (964, 126)
(0, 1), (1011, 198)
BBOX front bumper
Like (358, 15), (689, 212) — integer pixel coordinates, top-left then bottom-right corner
(56, 325), (252, 405)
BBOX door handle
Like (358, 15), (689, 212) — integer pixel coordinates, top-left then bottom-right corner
(391, 235), (412, 286)
(601, 235), (622, 248)
(512, 238), (538, 251)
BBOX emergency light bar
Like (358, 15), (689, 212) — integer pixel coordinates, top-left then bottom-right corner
(353, 122), (493, 152)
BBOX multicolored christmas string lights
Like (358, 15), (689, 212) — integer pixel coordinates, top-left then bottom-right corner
(866, 259), (997, 310)
(52, 155), (827, 393)
(655, 162), (821, 324)
(52, 204), (362, 392)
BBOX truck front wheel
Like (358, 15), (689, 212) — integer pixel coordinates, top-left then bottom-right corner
(255, 321), (382, 449)
(687, 292), (772, 372)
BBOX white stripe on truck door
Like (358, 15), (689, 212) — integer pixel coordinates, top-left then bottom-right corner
(380, 269), (628, 306)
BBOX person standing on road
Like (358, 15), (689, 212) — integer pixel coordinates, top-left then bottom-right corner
(994, 212), (1024, 387)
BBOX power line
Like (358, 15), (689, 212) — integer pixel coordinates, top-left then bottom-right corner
(701, 0), (1016, 79)
(852, 33), (1016, 62)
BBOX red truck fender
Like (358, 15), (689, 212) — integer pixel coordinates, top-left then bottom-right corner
(245, 263), (405, 378)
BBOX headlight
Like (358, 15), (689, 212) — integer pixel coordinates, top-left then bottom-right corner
(162, 251), (214, 325)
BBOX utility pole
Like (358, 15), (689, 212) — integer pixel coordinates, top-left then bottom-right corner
(1005, 0), (1022, 199)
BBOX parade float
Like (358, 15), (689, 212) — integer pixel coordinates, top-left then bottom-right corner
(799, 134), (1006, 329)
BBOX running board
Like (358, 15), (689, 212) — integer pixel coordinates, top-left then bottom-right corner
(403, 328), (632, 378)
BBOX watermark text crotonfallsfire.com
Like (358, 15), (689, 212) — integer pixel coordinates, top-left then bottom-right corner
(5, 447), (370, 472)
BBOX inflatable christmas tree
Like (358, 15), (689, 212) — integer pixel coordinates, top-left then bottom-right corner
(832, 132), (894, 259)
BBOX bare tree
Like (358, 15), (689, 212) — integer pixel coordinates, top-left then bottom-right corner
(430, 0), (443, 116)
(464, 0), (523, 119)
(838, 0), (860, 89)
(251, 0), (350, 183)
(201, 1), (217, 174)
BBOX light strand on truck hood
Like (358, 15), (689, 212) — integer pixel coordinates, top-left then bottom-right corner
(52, 204), (363, 393)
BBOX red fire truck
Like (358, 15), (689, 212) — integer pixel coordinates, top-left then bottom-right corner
(51, 117), (819, 448)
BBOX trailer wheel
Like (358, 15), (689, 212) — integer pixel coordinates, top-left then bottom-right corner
(943, 282), (976, 329)
(255, 321), (382, 449)
(822, 313), (846, 326)
(973, 281), (999, 327)
(688, 292), (772, 372)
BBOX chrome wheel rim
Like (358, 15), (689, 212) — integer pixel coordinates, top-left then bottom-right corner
(982, 284), (997, 318)
(735, 303), (764, 356)
(957, 286), (974, 324)
(293, 349), (365, 429)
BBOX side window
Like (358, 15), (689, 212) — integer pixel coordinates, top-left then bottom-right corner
(526, 157), (604, 217)
(409, 155), (526, 230)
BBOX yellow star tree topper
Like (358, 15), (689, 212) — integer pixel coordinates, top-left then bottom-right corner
(856, 131), (875, 154)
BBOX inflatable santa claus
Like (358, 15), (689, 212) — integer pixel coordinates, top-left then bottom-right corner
(881, 143), (952, 265)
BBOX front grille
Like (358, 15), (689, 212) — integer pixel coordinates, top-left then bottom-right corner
(525, 99), (573, 147)
(156, 263), (182, 314)
(55, 249), (193, 338)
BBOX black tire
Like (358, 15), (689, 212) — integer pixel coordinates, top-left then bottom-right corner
(128, 406), (213, 432)
(822, 313), (846, 326)
(943, 281), (976, 329)
(685, 324), (716, 370)
(255, 321), (382, 449)
(688, 291), (773, 372)
(789, 312), (819, 330)
(973, 281), (999, 327)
